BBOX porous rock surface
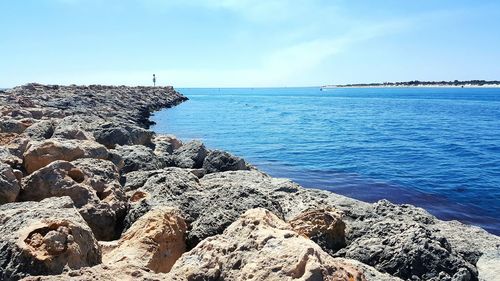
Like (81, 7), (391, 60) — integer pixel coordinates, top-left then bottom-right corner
(0, 162), (20, 203)
(18, 159), (128, 241)
(165, 140), (208, 168)
(23, 138), (108, 174)
(0, 197), (101, 281)
(101, 207), (186, 273)
(124, 168), (284, 248)
(1, 84), (499, 281)
(338, 201), (480, 280)
(111, 144), (163, 173)
(202, 149), (249, 173)
(167, 208), (383, 281)
(20, 264), (168, 281)
(289, 208), (347, 254)
(0, 84), (187, 127)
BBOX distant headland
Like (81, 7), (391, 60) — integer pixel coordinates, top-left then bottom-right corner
(323, 80), (500, 88)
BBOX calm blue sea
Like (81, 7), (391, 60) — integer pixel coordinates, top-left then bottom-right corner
(152, 87), (500, 235)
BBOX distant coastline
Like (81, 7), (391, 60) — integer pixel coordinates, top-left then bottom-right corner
(323, 80), (500, 89)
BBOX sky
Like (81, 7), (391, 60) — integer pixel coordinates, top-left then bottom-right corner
(1, 0), (500, 87)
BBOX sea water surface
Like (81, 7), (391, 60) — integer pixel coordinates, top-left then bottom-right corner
(152, 87), (500, 235)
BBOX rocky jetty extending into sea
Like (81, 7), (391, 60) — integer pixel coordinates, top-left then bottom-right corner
(0, 84), (498, 281)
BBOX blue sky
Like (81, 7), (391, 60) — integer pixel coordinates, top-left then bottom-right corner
(1, 0), (499, 87)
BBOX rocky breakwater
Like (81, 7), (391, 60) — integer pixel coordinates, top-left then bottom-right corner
(0, 84), (498, 281)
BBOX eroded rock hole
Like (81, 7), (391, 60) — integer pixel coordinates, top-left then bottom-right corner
(68, 168), (85, 183)
(25, 224), (73, 256)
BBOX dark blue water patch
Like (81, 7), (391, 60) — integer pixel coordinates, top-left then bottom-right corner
(152, 87), (500, 235)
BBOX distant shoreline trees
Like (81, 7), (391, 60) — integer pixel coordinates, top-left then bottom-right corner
(329, 80), (500, 87)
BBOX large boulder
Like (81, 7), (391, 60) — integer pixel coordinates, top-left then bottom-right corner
(101, 207), (186, 273)
(166, 140), (208, 169)
(51, 126), (90, 140)
(289, 208), (347, 254)
(0, 118), (29, 134)
(19, 161), (93, 204)
(124, 168), (283, 248)
(167, 208), (368, 281)
(72, 158), (129, 240)
(339, 200), (479, 281)
(93, 122), (152, 148)
(111, 145), (162, 173)
(123, 168), (203, 230)
(22, 120), (56, 140)
(122, 169), (172, 192)
(8, 108), (33, 119)
(51, 115), (105, 134)
(0, 162), (20, 204)
(153, 134), (182, 156)
(202, 149), (248, 173)
(0, 197), (101, 281)
(0, 146), (22, 166)
(0, 135), (30, 166)
(19, 160), (128, 241)
(23, 138), (108, 174)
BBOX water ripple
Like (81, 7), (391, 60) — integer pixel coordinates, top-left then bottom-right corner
(153, 87), (500, 235)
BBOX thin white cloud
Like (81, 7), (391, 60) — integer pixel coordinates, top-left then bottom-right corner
(142, 0), (337, 23)
(15, 1), (470, 87)
(31, 19), (415, 87)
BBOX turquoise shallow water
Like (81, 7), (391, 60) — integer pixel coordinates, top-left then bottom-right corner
(152, 87), (500, 235)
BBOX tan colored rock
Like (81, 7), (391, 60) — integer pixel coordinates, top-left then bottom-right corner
(102, 207), (186, 273)
(167, 208), (366, 281)
(23, 138), (108, 173)
(289, 208), (346, 254)
(0, 133), (18, 146)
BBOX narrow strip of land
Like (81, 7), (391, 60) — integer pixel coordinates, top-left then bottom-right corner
(323, 80), (500, 88)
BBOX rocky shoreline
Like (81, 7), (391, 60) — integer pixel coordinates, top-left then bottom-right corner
(0, 84), (498, 281)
